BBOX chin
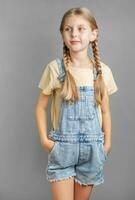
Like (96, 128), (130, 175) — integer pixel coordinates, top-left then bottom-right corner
(69, 46), (82, 51)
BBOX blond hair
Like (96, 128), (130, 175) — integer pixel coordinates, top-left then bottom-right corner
(59, 7), (106, 106)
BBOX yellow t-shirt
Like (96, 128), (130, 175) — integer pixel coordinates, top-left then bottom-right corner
(38, 58), (118, 131)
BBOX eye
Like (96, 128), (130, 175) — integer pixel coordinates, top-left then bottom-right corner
(78, 27), (86, 31)
(64, 27), (71, 31)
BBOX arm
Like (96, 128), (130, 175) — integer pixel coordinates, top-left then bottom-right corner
(101, 89), (112, 154)
(35, 92), (54, 152)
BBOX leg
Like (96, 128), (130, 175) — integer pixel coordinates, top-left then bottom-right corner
(74, 181), (94, 200)
(50, 176), (75, 200)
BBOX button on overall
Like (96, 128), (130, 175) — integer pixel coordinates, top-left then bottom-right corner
(46, 58), (108, 186)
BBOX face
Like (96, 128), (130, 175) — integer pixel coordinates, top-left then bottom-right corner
(61, 15), (98, 53)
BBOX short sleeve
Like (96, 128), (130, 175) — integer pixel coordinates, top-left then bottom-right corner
(38, 59), (61, 95)
(101, 62), (118, 95)
(38, 63), (53, 95)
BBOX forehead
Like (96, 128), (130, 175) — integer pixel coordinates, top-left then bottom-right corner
(64, 15), (90, 28)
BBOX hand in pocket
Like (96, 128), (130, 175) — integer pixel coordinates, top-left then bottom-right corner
(103, 143), (111, 155)
(41, 138), (55, 153)
(48, 139), (56, 153)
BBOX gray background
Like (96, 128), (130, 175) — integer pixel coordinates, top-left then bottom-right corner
(0, 0), (134, 200)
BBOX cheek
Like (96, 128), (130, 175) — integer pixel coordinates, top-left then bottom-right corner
(82, 35), (90, 43)
(62, 34), (70, 42)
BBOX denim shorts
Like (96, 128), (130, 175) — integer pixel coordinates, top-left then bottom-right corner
(46, 133), (108, 186)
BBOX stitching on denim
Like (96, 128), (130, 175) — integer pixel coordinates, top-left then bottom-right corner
(74, 178), (94, 186)
(47, 175), (75, 183)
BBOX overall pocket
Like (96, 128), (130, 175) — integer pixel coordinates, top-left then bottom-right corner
(55, 142), (78, 167)
(48, 141), (57, 156)
(97, 142), (108, 164)
(48, 142), (78, 167)
(101, 143), (108, 161)
(67, 100), (95, 120)
(67, 101), (80, 120)
(85, 101), (95, 120)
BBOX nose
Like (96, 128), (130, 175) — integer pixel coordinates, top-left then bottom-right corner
(71, 28), (78, 38)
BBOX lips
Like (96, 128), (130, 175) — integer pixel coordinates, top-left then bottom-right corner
(70, 40), (80, 42)
(70, 41), (80, 44)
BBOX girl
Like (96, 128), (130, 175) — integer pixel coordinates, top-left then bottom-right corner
(36, 7), (118, 200)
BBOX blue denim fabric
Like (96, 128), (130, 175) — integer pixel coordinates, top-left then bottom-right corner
(46, 58), (108, 186)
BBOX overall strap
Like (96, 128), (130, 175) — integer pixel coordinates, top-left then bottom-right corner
(56, 58), (66, 82)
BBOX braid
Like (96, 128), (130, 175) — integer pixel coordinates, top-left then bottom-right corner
(91, 39), (106, 106)
(91, 39), (101, 73)
(60, 42), (80, 104)
(63, 42), (70, 71)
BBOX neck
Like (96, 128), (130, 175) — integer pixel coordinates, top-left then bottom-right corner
(69, 50), (93, 67)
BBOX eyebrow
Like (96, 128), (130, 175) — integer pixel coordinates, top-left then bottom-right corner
(64, 24), (87, 28)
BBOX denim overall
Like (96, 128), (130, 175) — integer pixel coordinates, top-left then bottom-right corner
(46, 58), (108, 186)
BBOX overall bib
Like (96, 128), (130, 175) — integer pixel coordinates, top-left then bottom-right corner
(46, 58), (108, 186)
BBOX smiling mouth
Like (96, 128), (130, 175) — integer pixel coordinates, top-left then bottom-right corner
(70, 41), (80, 44)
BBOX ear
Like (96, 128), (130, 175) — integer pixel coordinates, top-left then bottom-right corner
(90, 29), (98, 42)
